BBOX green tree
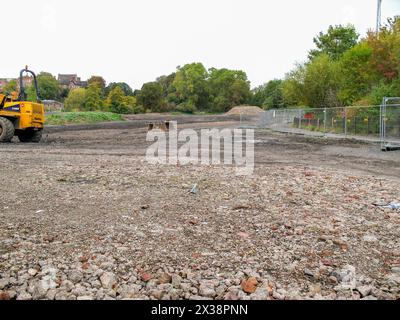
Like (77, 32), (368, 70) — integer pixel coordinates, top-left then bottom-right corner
(278, 15), (400, 109)
(0, 80), (17, 94)
(84, 83), (103, 111)
(123, 95), (138, 112)
(105, 82), (133, 96)
(338, 42), (374, 105)
(105, 86), (137, 114)
(367, 17), (400, 81)
(282, 57), (341, 108)
(303, 54), (341, 108)
(87, 76), (106, 95)
(157, 73), (176, 97)
(208, 68), (251, 112)
(36, 72), (61, 100)
(137, 82), (164, 112)
(366, 81), (400, 105)
(172, 63), (209, 111)
(252, 80), (285, 109)
(309, 24), (359, 61)
(252, 85), (266, 107)
(60, 87), (70, 101)
(282, 64), (307, 107)
(64, 88), (86, 111)
(26, 85), (37, 102)
(106, 86), (124, 112)
(157, 73), (177, 109)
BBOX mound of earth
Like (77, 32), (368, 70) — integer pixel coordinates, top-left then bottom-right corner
(226, 106), (264, 115)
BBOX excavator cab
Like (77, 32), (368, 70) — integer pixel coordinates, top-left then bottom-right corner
(0, 67), (45, 142)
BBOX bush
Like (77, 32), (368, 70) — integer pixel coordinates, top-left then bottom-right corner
(64, 88), (86, 111)
(132, 105), (145, 114)
(46, 112), (124, 125)
(109, 104), (134, 114)
(368, 82), (398, 105)
(176, 102), (197, 114)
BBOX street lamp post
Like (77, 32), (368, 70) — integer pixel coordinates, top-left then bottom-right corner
(376, 0), (382, 33)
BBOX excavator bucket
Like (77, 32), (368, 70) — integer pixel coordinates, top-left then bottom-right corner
(147, 121), (171, 132)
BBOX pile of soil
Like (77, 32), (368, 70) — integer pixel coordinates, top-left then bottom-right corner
(226, 106), (264, 116)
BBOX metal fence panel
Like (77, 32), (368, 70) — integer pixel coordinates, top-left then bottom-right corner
(257, 103), (400, 151)
(381, 98), (400, 150)
(238, 113), (261, 128)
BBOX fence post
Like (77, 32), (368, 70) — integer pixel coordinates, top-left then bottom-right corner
(380, 99), (385, 150)
(344, 107), (347, 137)
(354, 117), (357, 135)
(298, 109), (302, 129)
(323, 107), (327, 134)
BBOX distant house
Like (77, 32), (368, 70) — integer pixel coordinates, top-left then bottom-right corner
(0, 78), (16, 91)
(58, 74), (87, 90)
(0, 79), (9, 90)
(42, 100), (64, 112)
(21, 75), (33, 88)
(0, 77), (33, 92)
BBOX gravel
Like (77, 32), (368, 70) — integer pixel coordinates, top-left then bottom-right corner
(100, 272), (117, 290)
(0, 124), (399, 300)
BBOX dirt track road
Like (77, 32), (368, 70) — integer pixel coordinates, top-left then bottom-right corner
(0, 117), (399, 300)
(41, 117), (400, 181)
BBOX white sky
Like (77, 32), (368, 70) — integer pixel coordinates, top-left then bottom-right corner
(2, 0), (400, 89)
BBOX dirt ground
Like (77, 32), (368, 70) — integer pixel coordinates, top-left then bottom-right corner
(0, 116), (399, 300)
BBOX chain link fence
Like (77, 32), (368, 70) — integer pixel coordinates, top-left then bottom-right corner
(257, 100), (400, 151)
(380, 98), (400, 151)
(238, 113), (263, 128)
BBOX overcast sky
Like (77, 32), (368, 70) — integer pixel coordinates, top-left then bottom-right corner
(2, 0), (400, 89)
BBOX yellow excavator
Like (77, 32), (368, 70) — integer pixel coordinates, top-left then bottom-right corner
(0, 67), (44, 142)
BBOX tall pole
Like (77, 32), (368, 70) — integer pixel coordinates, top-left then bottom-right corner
(376, 0), (382, 33)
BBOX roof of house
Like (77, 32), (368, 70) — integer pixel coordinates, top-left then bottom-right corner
(58, 74), (78, 85)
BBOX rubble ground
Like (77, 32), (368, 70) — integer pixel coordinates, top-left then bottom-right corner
(0, 119), (399, 300)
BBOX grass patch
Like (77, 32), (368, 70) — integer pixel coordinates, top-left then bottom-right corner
(46, 112), (124, 126)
